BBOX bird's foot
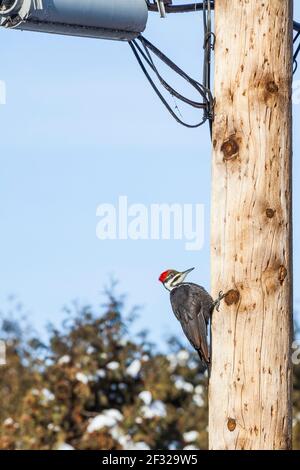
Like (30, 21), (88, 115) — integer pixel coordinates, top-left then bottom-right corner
(213, 291), (226, 312)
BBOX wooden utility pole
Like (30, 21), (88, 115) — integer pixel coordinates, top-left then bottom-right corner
(209, 0), (293, 450)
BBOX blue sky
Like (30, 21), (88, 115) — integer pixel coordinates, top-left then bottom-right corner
(0, 4), (299, 348)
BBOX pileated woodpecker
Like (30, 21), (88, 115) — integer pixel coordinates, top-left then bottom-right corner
(159, 268), (224, 367)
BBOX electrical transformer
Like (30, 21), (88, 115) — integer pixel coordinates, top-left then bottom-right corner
(0, 0), (148, 41)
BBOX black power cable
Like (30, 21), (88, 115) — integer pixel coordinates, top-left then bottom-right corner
(129, 36), (213, 128)
(202, 0), (215, 135)
(147, 1), (214, 14)
(129, 2), (214, 130)
(294, 30), (300, 74)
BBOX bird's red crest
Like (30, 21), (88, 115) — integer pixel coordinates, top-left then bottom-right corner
(159, 270), (171, 283)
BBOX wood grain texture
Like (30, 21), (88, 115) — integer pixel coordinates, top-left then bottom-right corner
(209, 0), (293, 450)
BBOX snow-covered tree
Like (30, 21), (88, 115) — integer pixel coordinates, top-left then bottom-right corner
(1, 290), (299, 450)
(0, 289), (208, 450)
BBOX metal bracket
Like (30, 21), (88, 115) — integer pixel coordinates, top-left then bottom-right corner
(155, 1), (170, 18)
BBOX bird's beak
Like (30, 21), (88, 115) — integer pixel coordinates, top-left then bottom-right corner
(180, 267), (195, 281)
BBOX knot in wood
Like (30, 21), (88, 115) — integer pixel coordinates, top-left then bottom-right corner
(278, 265), (287, 285)
(227, 418), (236, 432)
(221, 138), (239, 161)
(225, 289), (240, 306)
(266, 80), (279, 94)
(266, 208), (275, 218)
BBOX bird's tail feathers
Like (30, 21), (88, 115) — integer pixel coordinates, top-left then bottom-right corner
(197, 349), (210, 374)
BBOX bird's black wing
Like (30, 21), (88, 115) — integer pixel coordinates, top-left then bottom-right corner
(170, 283), (213, 363)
